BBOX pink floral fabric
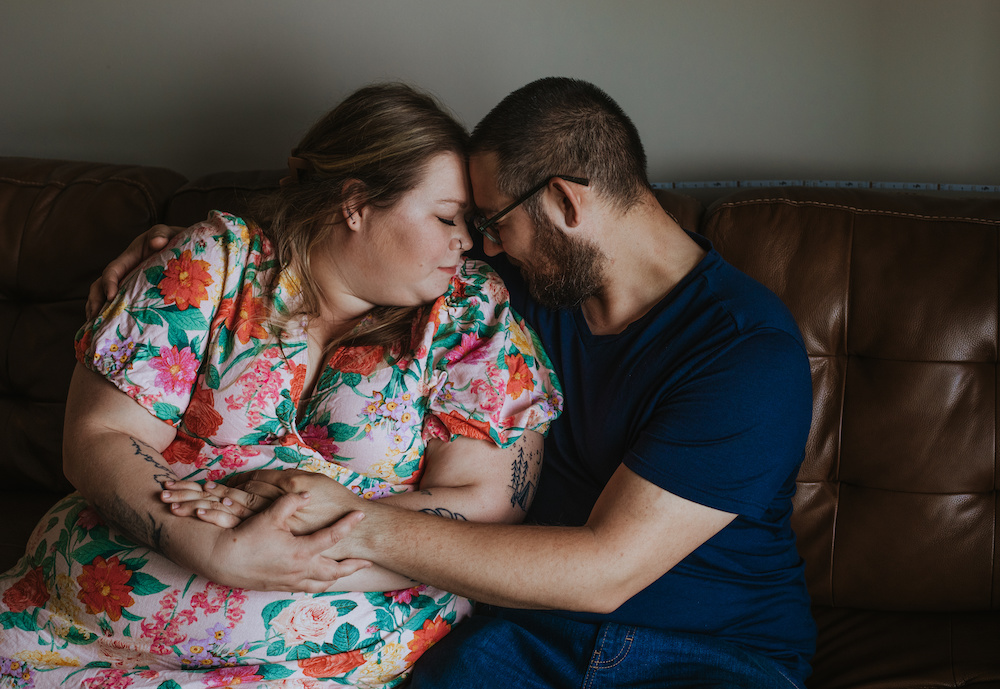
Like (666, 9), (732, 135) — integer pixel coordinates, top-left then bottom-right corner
(0, 213), (563, 687)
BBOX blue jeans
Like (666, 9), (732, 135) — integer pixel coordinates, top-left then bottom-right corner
(411, 608), (806, 689)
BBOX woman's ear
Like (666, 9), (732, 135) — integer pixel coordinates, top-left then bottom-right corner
(341, 179), (368, 231)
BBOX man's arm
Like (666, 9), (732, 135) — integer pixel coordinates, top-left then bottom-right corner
(162, 431), (545, 591)
(337, 463), (735, 611)
(64, 363), (369, 592)
(85, 224), (180, 319)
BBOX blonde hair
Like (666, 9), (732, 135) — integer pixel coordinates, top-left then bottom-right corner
(250, 83), (469, 353)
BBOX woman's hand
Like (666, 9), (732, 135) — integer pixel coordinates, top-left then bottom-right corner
(197, 492), (372, 592)
(161, 471), (364, 536)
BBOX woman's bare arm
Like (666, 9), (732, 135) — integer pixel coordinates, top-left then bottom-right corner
(64, 363), (369, 591)
(162, 431), (544, 591)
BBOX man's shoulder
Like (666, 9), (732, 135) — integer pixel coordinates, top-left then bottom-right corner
(692, 248), (805, 352)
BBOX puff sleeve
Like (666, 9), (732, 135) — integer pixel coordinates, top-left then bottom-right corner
(420, 259), (563, 448)
(73, 212), (274, 426)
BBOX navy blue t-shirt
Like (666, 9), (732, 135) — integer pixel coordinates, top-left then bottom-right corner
(477, 232), (815, 678)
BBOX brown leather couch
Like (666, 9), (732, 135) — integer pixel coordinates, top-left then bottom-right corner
(2, 156), (998, 687)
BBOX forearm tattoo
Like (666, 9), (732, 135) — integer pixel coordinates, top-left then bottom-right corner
(130, 436), (175, 485)
(94, 436), (174, 553)
(509, 437), (542, 512)
(420, 507), (467, 521)
(97, 494), (166, 552)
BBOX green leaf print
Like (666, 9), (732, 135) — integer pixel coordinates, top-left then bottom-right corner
(363, 591), (387, 607)
(286, 644), (313, 660)
(157, 681), (183, 689)
(331, 599), (358, 616)
(120, 556), (149, 572)
(330, 622), (360, 653)
(128, 571), (170, 596)
(64, 626), (99, 645)
(32, 538), (48, 567)
(275, 398), (295, 425)
(145, 264), (165, 285)
(258, 664), (295, 680)
(262, 599), (294, 627)
(71, 539), (124, 566)
(274, 446), (308, 465)
(401, 606), (439, 632)
(0, 611), (36, 632)
(374, 608), (395, 632)
(341, 372), (362, 388)
(167, 322), (191, 350)
(205, 364), (221, 389)
(267, 639), (286, 656)
(119, 607), (143, 622)
(329, 422), (364, 442)
(161, 306), (210, 332)
(153, 402), (182, 424)
(131, 307), (164, 327)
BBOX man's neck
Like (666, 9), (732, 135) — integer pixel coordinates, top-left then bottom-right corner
(580, 198), (706, 336)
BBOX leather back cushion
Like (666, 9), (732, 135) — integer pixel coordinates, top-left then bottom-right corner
(0, 158), (185, 492)
(702, 188), (1000, 611)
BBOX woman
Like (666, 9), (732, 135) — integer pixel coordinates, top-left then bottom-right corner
(0, 84), (562, 688)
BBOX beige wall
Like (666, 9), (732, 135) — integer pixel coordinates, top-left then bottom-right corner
(2, 0), (997, 185)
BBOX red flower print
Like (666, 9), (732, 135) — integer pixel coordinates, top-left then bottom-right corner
(75, 327), (94, 362)
(159, 249), (214, 310)
(504, 353), (535, 400)
(2, 566), (50, 612)
(184, 386), (224, 438)
(300, 424), (339, 458)
(444, 333), (488, 364)
(202, 665), (263, 687)
(299, 650), (367, 677)
(215, 287), (269, 345)
(150, 346), (199, 394)
(162, 430), (207, 467)
(436, 411), (492, 441)
(77, 506), (104, 530)
(328, 345), (386, 376)
(76, 555), (135, 621)
(405, 616), (451, 663)
(289, 362), (308, 404)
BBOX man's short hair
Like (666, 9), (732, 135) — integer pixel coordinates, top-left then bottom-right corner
(470, 77), (650, 214)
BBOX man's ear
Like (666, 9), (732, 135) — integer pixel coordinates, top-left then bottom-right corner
(548, 177), (586, 229)
(341, 179), (368, 231)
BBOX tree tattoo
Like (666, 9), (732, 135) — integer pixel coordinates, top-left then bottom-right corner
(509, 438), (542, 512)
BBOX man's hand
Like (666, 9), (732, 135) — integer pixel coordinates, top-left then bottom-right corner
(162, 470), (364, 536)
(85, 224), (183, 319)
(197, 491), (371, 592)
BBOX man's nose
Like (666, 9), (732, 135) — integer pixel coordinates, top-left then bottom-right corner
(482, 236), (504, 257)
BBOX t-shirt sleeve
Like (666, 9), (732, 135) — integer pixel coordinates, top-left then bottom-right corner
(623, 330), (813, 519)
(421, 259), (564, 448)
(73, 212), (267, 426)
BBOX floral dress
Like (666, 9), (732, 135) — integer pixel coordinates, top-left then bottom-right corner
(0, 212), (563, 689)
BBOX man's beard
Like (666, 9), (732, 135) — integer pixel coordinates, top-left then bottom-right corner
(519, 216), (607, 309)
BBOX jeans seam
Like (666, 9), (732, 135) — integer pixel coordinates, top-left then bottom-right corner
(591, 625), (635, 670)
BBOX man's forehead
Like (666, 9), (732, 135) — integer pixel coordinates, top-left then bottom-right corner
(468, 153), (503, 213)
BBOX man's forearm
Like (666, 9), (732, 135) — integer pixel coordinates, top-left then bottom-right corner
(343, 499), (609, 610)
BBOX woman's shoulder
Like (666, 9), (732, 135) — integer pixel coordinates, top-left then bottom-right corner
(442, 258), (509, 309)
(171, 211), (273, 260)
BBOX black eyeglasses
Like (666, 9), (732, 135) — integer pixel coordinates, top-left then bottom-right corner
(468, 175), (589, 244)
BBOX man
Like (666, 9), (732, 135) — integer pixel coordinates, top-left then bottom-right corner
(93, 78), (814, 687)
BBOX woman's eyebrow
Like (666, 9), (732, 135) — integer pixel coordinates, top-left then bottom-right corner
(438, 198), (470, 210)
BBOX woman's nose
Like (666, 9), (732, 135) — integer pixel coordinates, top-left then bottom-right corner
(450, 224), (473, 252)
